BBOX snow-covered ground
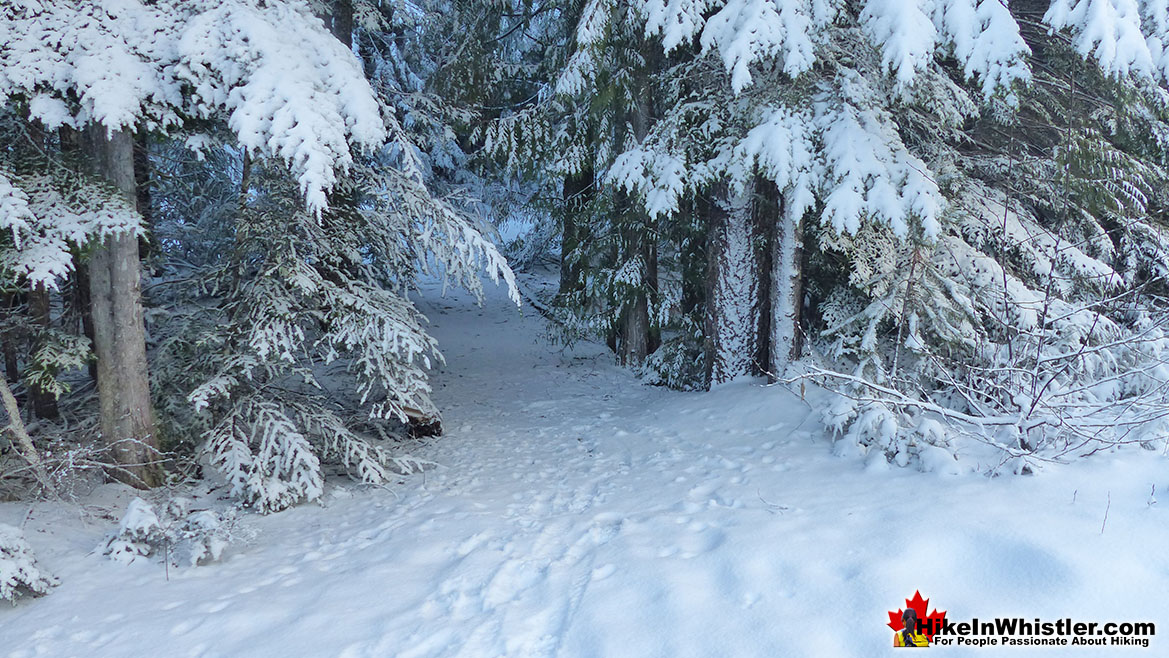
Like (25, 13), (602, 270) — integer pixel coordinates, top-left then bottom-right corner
(1, 276), (1166, 657)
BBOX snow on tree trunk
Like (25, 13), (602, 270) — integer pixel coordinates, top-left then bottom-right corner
(769, 192), (804, 378)
(706, 181), (762, 386)
(83, 126), (162, 489)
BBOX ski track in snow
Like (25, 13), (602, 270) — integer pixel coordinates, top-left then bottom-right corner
(1, 274), (1167, 657)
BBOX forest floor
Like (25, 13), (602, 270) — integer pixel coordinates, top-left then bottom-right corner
(1, 273), (1167, 657)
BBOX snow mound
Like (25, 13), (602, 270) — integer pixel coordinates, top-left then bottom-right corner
(0, 523), (56, 602)
(102, 497), (235, 567)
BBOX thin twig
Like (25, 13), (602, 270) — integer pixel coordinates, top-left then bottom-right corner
(1100, 491), (1110, 535)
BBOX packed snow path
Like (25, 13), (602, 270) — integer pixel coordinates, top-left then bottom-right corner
(2, 276), (1167, 657)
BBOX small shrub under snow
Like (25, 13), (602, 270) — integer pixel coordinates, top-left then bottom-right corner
(0, 523), (56, 602)
(102, 498), (236, 567)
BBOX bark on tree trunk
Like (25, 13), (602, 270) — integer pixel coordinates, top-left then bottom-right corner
(83, 125), (162, 489)
(329, 0), (355, 48)
(27, 282), (59, 420)
(754, 179), (778, 378)
(613, 190), (655, 368)
(560, 170), (591, 297)
(70, 250), (98, 383)
(613, 69), (655, 367)
(646, 236), (661, 355)
(769, 193), (805, 378)
(705, 181), (763, 386)
(133, 131), (160, 267)
(0, 375), (55, 496)
(678, 197), (706, 325)
(1, 292), (19, 384)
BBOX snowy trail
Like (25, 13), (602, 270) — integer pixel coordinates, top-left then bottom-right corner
(2, 275), (1167, 657)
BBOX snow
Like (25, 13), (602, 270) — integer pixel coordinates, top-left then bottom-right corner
(769, 205), (800, 372)
(607, 148), (688, 218)
(1, 1), (384, 216)
(1, 275), (1167, 656)
(0, 169), (34, 250)
(102, 498), (234, 568)
(0, 523), (55, 603)
(641, 0), (712, 53)
(860, 0), (937, 89)
(709, 185), (760, 384)
(934, 0), (1032, 99)
(815, 95), (943, 238)
(1143, 0), (1169, 79)
(699, 0), (818, 91)
(734, 106), (816, 214)
(1046, 0), (1156, 78)
(1, 173), (142, 288)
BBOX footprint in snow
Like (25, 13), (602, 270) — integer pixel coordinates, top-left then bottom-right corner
(588, 514), (623, 545)
(482, 559), (544, 607)
(455, 531), (490, 557)
(197, 600), (232, 614)
(68, 630), (97, 643)
(677, 523), (725, 558)
(170, 619), (201, 636)
(591, 563), (617, 580)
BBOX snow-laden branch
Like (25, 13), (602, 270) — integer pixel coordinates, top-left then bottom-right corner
(1, 0), (386, 215)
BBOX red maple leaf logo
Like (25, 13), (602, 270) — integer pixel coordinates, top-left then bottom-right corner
(887, 590), (947, 641)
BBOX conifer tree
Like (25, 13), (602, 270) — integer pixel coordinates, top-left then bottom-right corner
(500, 0), (1169, 466)
(1, 0), (507, 500)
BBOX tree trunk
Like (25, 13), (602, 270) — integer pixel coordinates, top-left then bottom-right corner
(645, 235), (661, 355)
(69, 249), (98, 382)
(329, 0), (355, 48)
(133, 131), (161, 268)
(769, 192), (805, 379)
(83, 125), (162, 489)
(678, 197), (706, 325)
(705, 181), (763, 386)
(613, 68), (655, 367)
(314, 0), (354, 49)
(754, 179), (777, 378)
(614, 195), (653, 367)
(27, 283), (59, 420)
(560, 170), (591, 297)
(0, 375), (55, 496)
(1, 292), (19, 384)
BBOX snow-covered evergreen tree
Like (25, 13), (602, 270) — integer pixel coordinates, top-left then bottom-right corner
(0, 523), (56, 602)
(511, 0), (1169, 467)
(2, 1), (517, 504)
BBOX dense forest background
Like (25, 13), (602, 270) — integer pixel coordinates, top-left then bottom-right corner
(3, 0), (1169, 515)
